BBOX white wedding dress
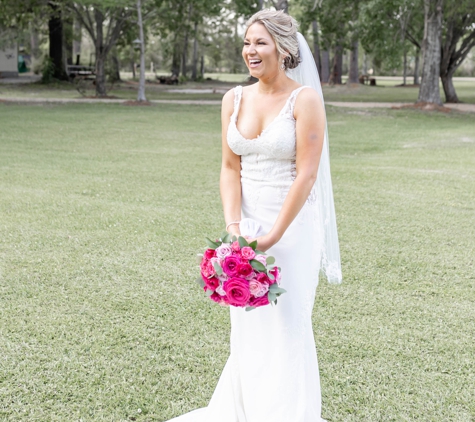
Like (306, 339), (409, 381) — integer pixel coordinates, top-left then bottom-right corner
(166, 85), (326, 422)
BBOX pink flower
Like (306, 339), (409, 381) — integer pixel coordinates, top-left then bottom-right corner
(204, 249), (216, 260)
(231, 241), (241, 252)
(254, 254), (268, 266)
(245, 271), (257, 280)
(210, 292), (229, 306)
(237, 263), (253, 277)
(200, 260), (216, 278)
(240, 246), (256, 260)
(249, 280), (269, 297)
(222, 255), (241, 277)
(256, 272), (270, 284)
(216, 243), (232, 259)
(268, 267), (280, 285)
(216, 284), (226, 296)
(204, 276), (220, 291)
(249, 294), (270, 308)
(223, 277), (251, 307)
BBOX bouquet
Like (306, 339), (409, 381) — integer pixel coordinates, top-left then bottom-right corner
(196, 229), (286, 311)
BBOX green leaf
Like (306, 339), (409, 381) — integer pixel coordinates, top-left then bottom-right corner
(249, 240), (258, 250)
(268, 272), (275, 280)
(221, 232), (232, 244)
(213, 261), (223, 276)
(250, 259), (266, 272)
(268, 292), (277, 303)
(195, 276), (205, 288)
(266, 256), (275, 265)
(245, 306), (256, 312)
(269, 285), (286, 295)
(205, 289), (214, 297)
(205, 237), (220, 249)
(238, 236), (249, 248)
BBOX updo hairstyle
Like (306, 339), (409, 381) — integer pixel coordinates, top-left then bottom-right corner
(245, 9), (301, 71)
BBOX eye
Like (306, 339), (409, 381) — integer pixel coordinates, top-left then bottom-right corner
(258, 42), (266, 45)
(243, 42), (250, 46)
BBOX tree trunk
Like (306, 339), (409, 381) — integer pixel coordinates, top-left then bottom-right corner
(414, 50), (420, 84)
(181, 5), (192, 78)
(30, 22), (41, 72)
(348, 39), (359, 84)
(417, 0), (443, 105)
(48, 2), (68, 80)
(191, 21), (199, 80)
(330, 45), (342, 84)
(73, 18), (82, 65)
(137, 0), (146, 102)
(200, 55), (204, 76)
(403, 49), (407, 85)
(321, 49), (330, 83)
(441, 71), (459, 103)
(111, 53), (121, 82)
(94, 9), (107, 97)
(312, 20), (321, 77)
(171, 35), (181, 77)
(274, 0), (288, 13)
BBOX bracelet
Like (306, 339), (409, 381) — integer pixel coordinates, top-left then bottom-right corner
(226, 221), (241, 232)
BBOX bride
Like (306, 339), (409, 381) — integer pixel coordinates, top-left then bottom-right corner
(167, 9), (341, 422)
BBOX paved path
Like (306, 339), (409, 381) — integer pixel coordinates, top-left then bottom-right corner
(1, 96), (474, 112)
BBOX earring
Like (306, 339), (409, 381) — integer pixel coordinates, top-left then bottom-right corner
(280, 59), (285, 70)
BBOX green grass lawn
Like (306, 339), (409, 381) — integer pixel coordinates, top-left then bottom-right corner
(0, 103), (474, 421)
(1, 76), (474, 104)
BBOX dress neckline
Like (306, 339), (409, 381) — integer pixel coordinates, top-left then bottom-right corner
(233, 86), (305, 141)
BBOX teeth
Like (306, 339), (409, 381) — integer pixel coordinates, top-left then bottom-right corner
(249, 59), (261, 64)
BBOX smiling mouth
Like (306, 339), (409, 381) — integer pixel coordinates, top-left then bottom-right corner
(249, 59), (262, 68)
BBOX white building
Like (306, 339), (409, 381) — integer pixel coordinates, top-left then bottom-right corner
(0, 43), (18, 78)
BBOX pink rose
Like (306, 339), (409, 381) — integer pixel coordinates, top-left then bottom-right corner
(240, 246), (256, 260)
(210, 292), (229, 306)
(204, 276), (220, 291)
(237, 263), (253, 277)
(231, 241), (241, 252)
(249, 280), (269, 297)
(249, 294), (270, 308)
(200, 260), (216, 278)
(216, 243), (232, 259)
(204, 248), (216, 260)
(256, 272), (270, 284)
(216, 284), (226, 296)
(254, 254), (268, 266)
(222, 255), (241, 277)
(223, 277), (251, 307)
(268, 267), (281, 285)
(245, 271), (257, 280)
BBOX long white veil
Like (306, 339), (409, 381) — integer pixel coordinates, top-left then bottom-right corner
(287, 32), (342, 284)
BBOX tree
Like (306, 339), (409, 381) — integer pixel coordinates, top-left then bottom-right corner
(417, 0), (443, 105)
(68, 1), (133, 97)
(136, 0), (146, 101)
(48, 1), (68, 80)
(439, 0), (475, 102)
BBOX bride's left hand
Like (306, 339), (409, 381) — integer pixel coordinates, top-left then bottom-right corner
(248, 233), (277, 253)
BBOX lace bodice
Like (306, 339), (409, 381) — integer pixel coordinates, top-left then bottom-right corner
(227, 85), (316, 205)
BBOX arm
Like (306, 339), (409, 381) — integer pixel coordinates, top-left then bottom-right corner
(220, 89), (242, 237)
(255, 88), (326, 251)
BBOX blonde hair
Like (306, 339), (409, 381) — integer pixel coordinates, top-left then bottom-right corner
(245, 9), (300, 70)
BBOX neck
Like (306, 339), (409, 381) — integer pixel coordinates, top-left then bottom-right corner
(256, 70), (292, 94)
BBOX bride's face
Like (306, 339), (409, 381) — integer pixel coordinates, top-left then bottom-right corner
(243, 23), (281, 79)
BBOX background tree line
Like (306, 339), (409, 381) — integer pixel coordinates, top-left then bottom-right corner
(0, 0), (474, 103)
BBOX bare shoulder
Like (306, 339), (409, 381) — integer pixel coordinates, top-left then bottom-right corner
(221, 87), (236, 117)
(296, 86), (322, 107)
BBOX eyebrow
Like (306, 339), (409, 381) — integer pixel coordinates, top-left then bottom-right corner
(244, 37), (267, 42)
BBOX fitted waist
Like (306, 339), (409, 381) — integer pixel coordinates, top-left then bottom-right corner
(240, 154), (296, 186)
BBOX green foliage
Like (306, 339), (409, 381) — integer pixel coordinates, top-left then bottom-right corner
(39, 56), (56, 83)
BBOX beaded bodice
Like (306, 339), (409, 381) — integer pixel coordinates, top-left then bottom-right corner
(227, 85), (308, 196)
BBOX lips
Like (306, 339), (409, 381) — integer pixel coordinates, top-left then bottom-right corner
(249, 59), (262, 68)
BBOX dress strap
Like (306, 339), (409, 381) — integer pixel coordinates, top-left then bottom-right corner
(231, 85), (243, 121)
(287, 86), (309, 117)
